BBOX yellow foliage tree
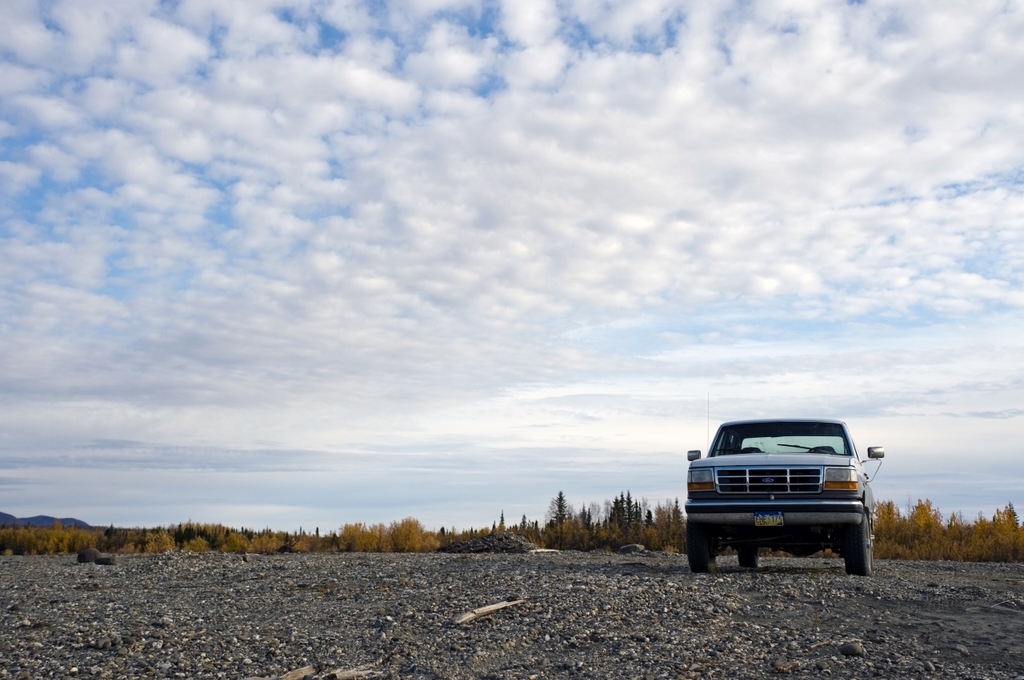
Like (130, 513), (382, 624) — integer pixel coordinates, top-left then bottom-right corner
(143, 530), (176, 553)
(223, 532), (251, 553)
(182, 537), (210, 552)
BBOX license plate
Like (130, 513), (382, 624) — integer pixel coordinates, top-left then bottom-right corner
(754, 512), (784, 527)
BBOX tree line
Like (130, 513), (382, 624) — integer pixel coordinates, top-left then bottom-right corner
(873, 499), (1024, 561)
(4, 494), (1024, 562)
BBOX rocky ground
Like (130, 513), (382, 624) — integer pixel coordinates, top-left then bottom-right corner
(3, 549), (1024, 679)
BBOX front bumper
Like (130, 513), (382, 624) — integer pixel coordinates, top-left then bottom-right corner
(685, 499), (866, 525)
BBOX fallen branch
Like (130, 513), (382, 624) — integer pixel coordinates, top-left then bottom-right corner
(281, 668), (316, 680)
(320, 661), (383, 679)
(244, 666), (317, 680)
(244, 661), (383, 680)
(453, 598), (527, 624)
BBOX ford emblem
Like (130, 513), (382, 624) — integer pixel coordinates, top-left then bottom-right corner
(762, 477), (774, 483)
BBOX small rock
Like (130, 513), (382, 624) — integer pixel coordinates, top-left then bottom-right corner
(923, 660), (936, 672)
(617, 544), (647, 554)
(773, 658), (800, 673)
(77, 548), (101, 563)
(839, 642), (864, 657)
(951, 643), (969, 656)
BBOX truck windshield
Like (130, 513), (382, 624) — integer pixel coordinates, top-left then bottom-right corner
(710, 422), (851, 456)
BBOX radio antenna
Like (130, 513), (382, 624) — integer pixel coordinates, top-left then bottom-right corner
(706, 392), (710, 450)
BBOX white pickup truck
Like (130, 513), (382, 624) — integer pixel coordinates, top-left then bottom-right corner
(685, 419), (884, 576)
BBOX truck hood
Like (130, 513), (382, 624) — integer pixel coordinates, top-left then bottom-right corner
(690, 453), (854, 468)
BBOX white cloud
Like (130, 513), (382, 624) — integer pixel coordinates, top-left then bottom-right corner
(28, 143), (83, 182)
(393, 0), (480, 19)
(9, 94), (82, 128)
(0, 0), (57, 65)
(564, 0), (684, 47)
(404, 21), (496, 88)
(0, 63), (51, 96)
(501, 41), (570, 88)
(500, 0), (560, 46)
(0, 161), (41, 192)
(112, 17), (211, 86)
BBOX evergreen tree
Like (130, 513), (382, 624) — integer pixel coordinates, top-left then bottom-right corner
(550, 491), (569, 526)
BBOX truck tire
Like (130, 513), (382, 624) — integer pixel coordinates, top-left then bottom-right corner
(686, 522), (715, 573)
(843, 512), (873, 576)
(738, 546), (759, 569)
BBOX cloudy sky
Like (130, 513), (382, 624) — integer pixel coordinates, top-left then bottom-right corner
(1, 0), (1022, 530)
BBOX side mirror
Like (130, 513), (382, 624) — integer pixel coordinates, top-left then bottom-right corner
(867, 446), (884, 459)
(687, 450), (702, 461)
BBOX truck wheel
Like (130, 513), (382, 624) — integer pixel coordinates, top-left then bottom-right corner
(738, 546), (759, 569)
(843, 512), (873, 576)
(686, 522), (715, 573)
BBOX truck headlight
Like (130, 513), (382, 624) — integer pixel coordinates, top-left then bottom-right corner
(688, 468), (715, 492)
(824, 467), (858, 490)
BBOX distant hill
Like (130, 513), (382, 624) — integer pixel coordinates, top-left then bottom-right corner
(0, 512), (91, 529)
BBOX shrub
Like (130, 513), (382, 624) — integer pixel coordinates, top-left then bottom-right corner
(248, 533), (284, 553)
(143, 531), (176, 553)
(390, 517), (439, 552)
(182, 537), (210, 552)
(223, 532), (250, 553)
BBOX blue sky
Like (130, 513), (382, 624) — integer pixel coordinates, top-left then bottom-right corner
(1, 0), (1023, 530)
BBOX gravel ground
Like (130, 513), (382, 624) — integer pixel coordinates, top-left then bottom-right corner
(3, 550), (1024, 679)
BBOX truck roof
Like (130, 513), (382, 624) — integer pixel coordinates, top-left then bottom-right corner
(717, 418), (847, 427)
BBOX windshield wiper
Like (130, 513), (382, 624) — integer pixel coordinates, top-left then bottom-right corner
(778, 443), (840, 453)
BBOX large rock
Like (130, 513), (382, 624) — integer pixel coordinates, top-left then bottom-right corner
(438, 532), (538, 554)
(77, 548), (101, 563)
(839, 641), (864, 657)
(617, 544), (647, 554)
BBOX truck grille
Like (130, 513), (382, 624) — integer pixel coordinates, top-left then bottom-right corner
(715, 467), (822, 494)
